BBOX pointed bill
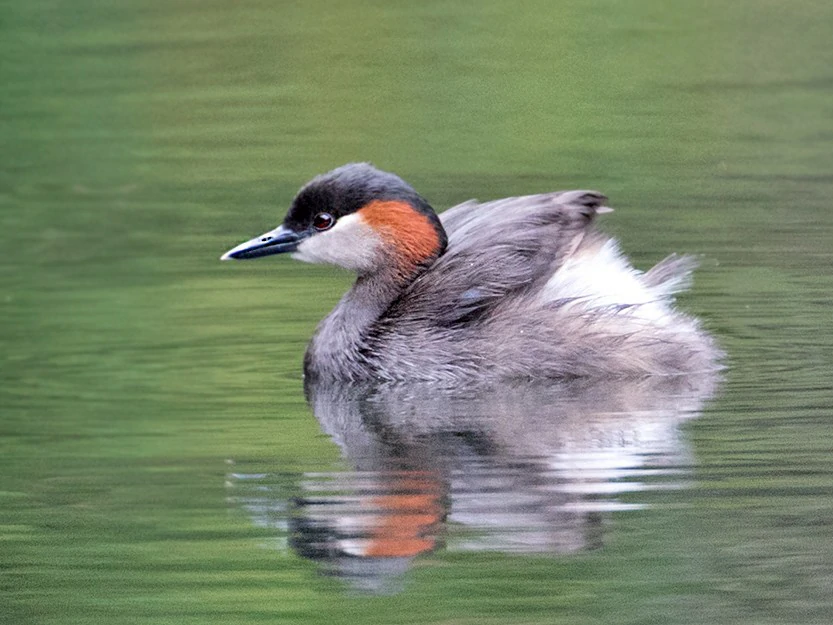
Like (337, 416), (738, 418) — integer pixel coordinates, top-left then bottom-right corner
(220, 225), (308, 260)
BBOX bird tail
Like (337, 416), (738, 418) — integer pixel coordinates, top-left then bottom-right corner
(642, 253), (700, 297)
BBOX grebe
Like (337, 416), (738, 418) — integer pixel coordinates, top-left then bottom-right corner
(221, 163), (721, 383)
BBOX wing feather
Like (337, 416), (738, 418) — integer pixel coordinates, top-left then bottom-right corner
(386, 191), (610, 325)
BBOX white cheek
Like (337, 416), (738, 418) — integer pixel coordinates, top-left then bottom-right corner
(292, 213), (383, 272)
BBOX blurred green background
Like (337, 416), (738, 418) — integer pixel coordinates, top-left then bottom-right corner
(2, 1), (833, 624)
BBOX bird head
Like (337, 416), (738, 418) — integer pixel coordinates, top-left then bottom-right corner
(221, 164), (448, 276)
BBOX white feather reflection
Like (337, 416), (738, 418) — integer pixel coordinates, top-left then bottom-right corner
(228, 374), (718, 593)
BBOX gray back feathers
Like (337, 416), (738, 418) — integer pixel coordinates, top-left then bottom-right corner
(387, 191), (611, 325)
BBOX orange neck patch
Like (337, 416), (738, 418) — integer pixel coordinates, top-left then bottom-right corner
(358, 200), (441, 268)
(363, 473), (443, 558)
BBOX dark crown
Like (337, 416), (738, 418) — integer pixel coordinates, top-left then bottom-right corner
(283, 163), (448, 256)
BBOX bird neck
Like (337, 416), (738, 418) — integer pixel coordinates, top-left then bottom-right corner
(304, 265), (421, 381)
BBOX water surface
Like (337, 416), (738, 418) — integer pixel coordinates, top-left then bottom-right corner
(3, 1), (833, 624)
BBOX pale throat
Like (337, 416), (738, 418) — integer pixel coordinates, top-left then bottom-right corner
(291, 212), (382, 273)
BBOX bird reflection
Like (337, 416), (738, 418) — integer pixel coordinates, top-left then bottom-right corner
(228, 374), (718, 593)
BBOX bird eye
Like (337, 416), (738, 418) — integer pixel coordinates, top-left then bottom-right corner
(313, 212), (335, 231)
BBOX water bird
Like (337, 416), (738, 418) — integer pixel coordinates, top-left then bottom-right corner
(221, 163), (720, 383)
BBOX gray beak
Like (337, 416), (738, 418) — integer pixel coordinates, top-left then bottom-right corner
(220, 225), (308, 260)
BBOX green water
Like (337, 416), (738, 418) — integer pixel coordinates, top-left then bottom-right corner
(3, 1), (833, 623)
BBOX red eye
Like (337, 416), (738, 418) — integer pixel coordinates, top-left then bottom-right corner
(313, 212), (335, 231)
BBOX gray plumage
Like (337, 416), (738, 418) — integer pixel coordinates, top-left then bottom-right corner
(223, 164), (722, 383)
